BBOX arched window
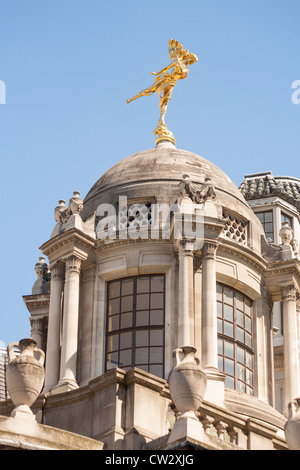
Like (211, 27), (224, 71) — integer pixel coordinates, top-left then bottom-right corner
(105, 275), (165, 378)
(217, 284), (254, 395)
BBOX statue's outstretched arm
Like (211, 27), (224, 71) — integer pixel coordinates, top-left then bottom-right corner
(150, 61), (175, 77)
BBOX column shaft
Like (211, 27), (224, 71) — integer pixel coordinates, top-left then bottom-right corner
(58, 255), (81, 389)
(178, 240), (194, 346)
(201, 242), (218, 371)
(282, 285), (300, 407)
(44, 261), (65, 391)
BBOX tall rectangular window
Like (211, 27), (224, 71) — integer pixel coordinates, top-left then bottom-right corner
(106, 275), (165, 378)
(217, 284), (254, 395)
(255, 211), (274, 242)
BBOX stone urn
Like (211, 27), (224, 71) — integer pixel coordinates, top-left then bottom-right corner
(68, 191), (83, 215)
(279, 221), (294, 245)
(6, 338), (45, 419)
(168, 346), (207, 420)
(284, 399), (300, 450)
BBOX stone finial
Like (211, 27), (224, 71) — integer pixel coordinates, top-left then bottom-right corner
(279, 221), (294, 245)
(54, 200), (69, 223)
(54, 191), (84, 224)
(68, 191), (83, 215)
(32, 257), (50, 295)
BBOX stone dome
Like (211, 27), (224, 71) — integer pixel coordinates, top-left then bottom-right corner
(82, 142), (255, 225)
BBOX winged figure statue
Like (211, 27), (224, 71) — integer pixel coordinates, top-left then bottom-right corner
(127, 39), (198, 144)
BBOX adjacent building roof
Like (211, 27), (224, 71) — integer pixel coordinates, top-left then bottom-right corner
(239, 171), (300, 211)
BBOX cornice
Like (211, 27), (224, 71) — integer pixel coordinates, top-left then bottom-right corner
(40, 228), (96, 258)
(216, 238), (267, 274)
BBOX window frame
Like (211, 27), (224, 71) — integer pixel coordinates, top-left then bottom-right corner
(255, 210), (274, 242)
(105, 274), (166, 378)
(217, 283), (254, 395)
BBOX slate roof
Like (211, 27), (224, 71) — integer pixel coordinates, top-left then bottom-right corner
(239, 172), (300, 212)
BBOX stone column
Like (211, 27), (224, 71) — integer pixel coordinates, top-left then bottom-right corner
(56, 255), (82, 391)
(201, 241), (225, 402)
(30, 317), (45, 350)
(282, 285), (300, 408)
(201, 242), (218, 371)
(178, 240), (194, 346)
(44, 261), (65, 392)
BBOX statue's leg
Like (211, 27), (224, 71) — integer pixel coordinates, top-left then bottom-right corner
(158, 86), (173, 125)
(127, 82), (160, 103)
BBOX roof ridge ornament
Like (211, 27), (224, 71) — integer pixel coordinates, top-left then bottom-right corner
(127, 39), (198, 146)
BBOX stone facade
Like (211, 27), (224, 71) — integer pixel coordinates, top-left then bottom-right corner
(1, 142), (300, 450)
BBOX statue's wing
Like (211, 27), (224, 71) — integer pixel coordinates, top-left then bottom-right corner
(168, 39), (183, 58)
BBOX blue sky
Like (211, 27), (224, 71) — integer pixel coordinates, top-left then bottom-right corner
(0, 0), (299, 346)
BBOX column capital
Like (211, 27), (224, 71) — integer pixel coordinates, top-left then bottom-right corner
(282, 284), (297, 302)
(65, 255), (82, 274)
(179, 239), (194, 254)
(50, 260), (65, 280)
(202, 241), (218, 259)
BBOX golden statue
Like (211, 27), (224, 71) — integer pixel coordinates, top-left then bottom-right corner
(127, 39), (198, 145)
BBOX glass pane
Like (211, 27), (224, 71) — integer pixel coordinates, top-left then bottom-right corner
(137, 278), (150, 293)
(106, 334), (119, 352)
(224, 288), (233, 305)
(218, 356), (224, 371)
(265, 222), (273, 232)
(237, 345), (244, 364)
(136, 294), (149, 310)
(245, 332), (252, 348)
(150, 293), (164, 309)
(238, 380), (246, 392)
(217, 318), (223, 334)
(150, 310), (164, 325)
(216, 284), (222, 301)
(256, 212), (264, 222)
(218, 338), (223, 355)
(107, 351), (118, 369)
(108, 315), (119, 331)
(109, 282), (120, 298)
(151, 276), (164, 292)
(120, 332), (132, 349)
(236, 294), (244, 311)
(236, 310), (244, 327)
(245, 315), (251, 333)
(109, 298), (120, 315)
(121, 279), (133, 295)
(149, 364), (163, 377)
(150, 329), (163, 346)
(121, 295), (133, 312)
(119, 349), (132, 367)
(224, 340), (234, 359)
(224, 321), (233, 338)
(150, 347), (163, 363)
(225, 376), (235, 389)
(136, 330), (149, 347)
(225, 358), (234, 376)
(246, 350), (253, 369)
(120, 312), (132, 329)
(224, 304), (233, 322)
(237, 326), (244, 343)
(237, 363), (245, 381)
(246, 368), (253, 386)
(135, 347), (148, 364)
(264, 212), (273, 222)
(245, 299), (251, 315)
(217, 302), (223, 318)
(136, 310), (149, 326)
